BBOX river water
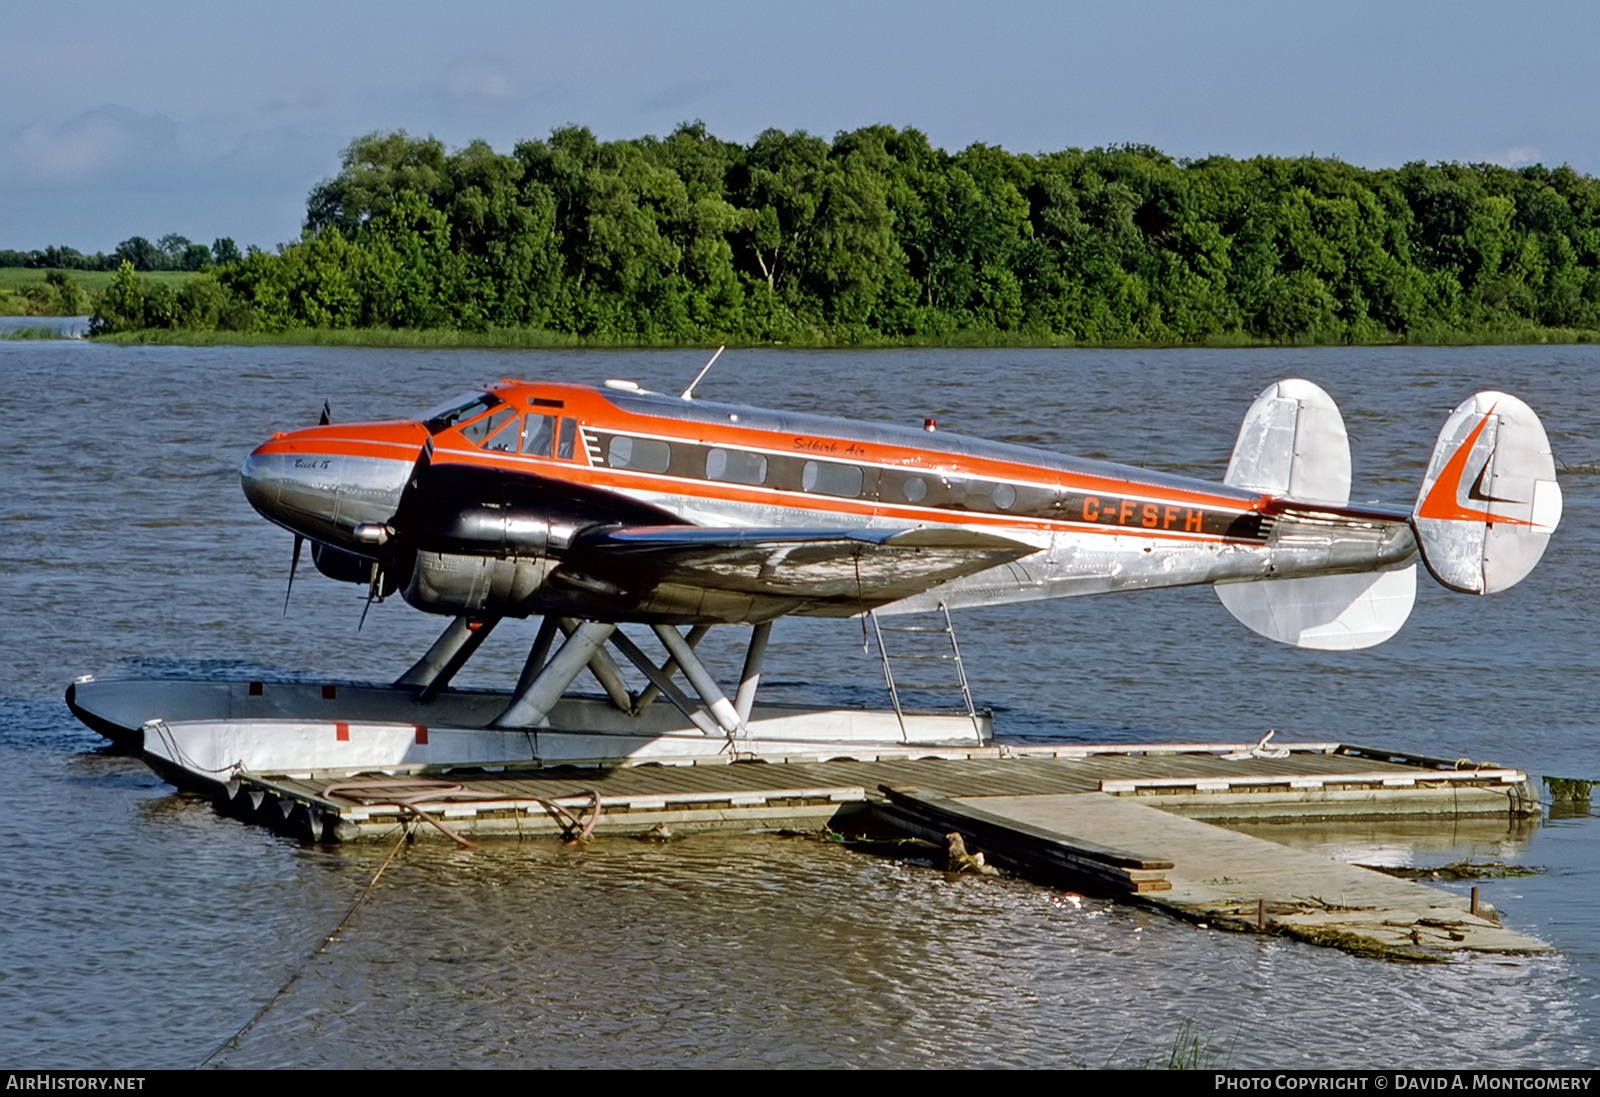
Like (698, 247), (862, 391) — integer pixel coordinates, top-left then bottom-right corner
(1, 340), (1597, 1069)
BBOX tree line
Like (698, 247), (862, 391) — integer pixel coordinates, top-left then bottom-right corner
(2, 235), (242, 275)
(86, 124), (1600, 343)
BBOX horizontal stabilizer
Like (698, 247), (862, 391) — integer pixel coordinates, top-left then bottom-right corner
(1226, 379), (1351, 505)
(1413, 392), (1562, 595)
(1215, 565), (1417, 650)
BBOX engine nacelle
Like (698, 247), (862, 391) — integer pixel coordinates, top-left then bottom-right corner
(312, 542), (374, 584)
(402, 550), (557, 616)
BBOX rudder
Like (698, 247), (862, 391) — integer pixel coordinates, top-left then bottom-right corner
(1413, 391), (1562, 595)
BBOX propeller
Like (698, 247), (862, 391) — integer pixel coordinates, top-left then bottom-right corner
(347, 437), (435, 628)
(282, 401), (331, 614)
(283, 535), (303, 615)
(358, 563), (380, 630)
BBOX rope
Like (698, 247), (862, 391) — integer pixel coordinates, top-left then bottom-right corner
(524, 789), (603, 843)
(322, 777), (602, 845)
(321, 777), (487, 849)
(198, 823), (410, 1068)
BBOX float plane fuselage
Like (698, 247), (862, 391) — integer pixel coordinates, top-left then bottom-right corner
(240, 374), (1561, 653)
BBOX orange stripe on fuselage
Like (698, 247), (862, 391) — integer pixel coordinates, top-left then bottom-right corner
(254, 383), (1271, 543)
(432, 440), (1265, 544)
(251, 420), (429, 463)
(487, 381), (1255, 510)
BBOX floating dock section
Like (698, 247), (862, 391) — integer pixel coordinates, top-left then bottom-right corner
(211, 737), (1544, 959)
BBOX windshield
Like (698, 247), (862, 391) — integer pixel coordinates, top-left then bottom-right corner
(421, 392), (503, 433)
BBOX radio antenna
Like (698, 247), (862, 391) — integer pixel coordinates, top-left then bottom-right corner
(680, 345), (726, 400)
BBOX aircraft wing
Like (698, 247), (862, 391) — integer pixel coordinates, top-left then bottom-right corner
(562, 525), (1037, 616)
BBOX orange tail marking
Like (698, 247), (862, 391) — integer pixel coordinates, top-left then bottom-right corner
(1416, 406), (1533, 527)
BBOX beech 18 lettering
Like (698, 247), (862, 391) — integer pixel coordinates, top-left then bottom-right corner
(227, 362), (1562, 742)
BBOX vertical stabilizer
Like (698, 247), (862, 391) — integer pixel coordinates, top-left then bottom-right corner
(1413, 392), (1562, 595)
(1225, 378), (1351, 505)
(1218, 379), (1416, 649)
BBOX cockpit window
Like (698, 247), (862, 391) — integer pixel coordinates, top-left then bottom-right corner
(421, 392), (503, 433)
(523, 414), (556, 456)
(460, 406), (516, 446)
(481, 415), (522, 452)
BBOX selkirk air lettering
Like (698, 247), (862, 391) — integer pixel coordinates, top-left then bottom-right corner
(793, 436), (866, 456)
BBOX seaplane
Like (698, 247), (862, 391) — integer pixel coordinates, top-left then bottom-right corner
(67, 353), (1562, 789)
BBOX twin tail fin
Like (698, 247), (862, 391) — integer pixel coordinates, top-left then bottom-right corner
(1413, 391), (1562, 595)
(1213, 380), (1563, 650)
(1215, 379), (1418, 651)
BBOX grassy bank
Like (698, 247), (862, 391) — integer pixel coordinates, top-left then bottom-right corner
(87, 322), (1600, 351)
(1, 325), (75, 340)
(0, 268), (193, 317)
(0, 268), (192, 292)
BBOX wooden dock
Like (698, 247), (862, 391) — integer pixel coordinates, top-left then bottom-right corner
(879, 787), (1546, 959)
(216, 738), (1547, 959)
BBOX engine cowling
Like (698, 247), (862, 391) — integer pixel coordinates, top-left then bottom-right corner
(389, 462), (682, 616)
(403, 551), (558, 616)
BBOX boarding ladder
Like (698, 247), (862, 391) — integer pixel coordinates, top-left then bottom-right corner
(869, 601), (984, 743)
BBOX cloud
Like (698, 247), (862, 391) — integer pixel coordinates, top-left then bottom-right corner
(1484, 145), (1541, 168)
(2, 106), (183, 188)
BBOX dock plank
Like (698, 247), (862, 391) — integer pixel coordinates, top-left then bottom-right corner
(939, 792), (1548, 957)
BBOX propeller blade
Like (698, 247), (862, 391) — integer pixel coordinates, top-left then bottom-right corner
(319, 401), (331, 426)
(358, 563), (379, 631)
(283, 534), (303, 615)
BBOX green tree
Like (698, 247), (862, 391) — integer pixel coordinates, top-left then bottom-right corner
(112, 237), (161, 272)
(211, 237), (243, 266)
(306, 131), (449, 234)
(89, 261), (145, 333)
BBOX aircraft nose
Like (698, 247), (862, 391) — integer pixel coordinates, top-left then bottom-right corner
(241, 423), (424, 546)
(240, 438), (346, 544)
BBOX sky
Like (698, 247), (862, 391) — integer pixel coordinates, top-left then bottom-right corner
(3, 0), (1598, 254)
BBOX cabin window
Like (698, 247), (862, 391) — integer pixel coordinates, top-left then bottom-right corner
(609, 436), (672, 473)
(706, 447), (767, 485)
(522, 414), (556, 456)
(802, 461), (863, 498)
(482, 416), (521, 452)
(902, 476), (928, 503)
(557, 418), (578, 459)
(992, 482), (1017, 510)
(460, 406), (516, 445)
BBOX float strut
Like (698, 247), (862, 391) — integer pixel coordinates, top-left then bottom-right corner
(606, 631), (723, 736)
(395, 615), (500, 700)
(394, 615), (474, 688)
(651, 624), (745, 737)
(630, 624), (709, 712)
(509, 616), (561, 700)
(558, 618), (633, 713)
(733, 621), (772, 724)
(491, 621), (616, 729)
